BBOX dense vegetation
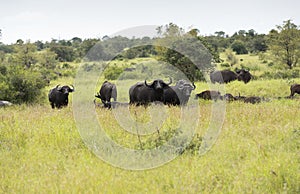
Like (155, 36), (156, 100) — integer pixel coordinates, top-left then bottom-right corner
(1, 20), (300, 103)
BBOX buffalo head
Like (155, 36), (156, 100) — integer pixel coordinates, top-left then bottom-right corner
(177, 81), (196, 97)
(144, 77), (172, 91)
(56, 84), (75, 94)
(236, 69), (252, 84)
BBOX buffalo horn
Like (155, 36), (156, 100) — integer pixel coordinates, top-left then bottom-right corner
(55, 84), (61, 91)
(144, 79), (152, 87)
(192, 82), (196, 89)
(166, 77), (172, 85)
(70, 84), (75, 92)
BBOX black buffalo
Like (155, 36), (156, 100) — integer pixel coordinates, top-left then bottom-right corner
(48, 85), (75, 109)
(94, 100), (129, 109)
(163, 80), (196, 106)
(95, 81), (117, 108)
(234, 93), (247, 101)
(243, 96), (262, 104)
(129, 78), (172, 106)
(236, 69), (252, 83)
(210, 69), (252, 84)
(221, 93), (236, 101)
(290, 84), (300, 97)
(195, 90), (222, 100)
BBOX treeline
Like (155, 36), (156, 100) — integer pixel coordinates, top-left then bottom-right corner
(0, 20), (299, 67)
(0, 20), (299, 104)
(0, 29), (267, 63)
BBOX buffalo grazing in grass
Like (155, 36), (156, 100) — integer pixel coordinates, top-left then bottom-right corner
(210, 69), (252, 84)
(95, 81), (117, 109)
(195, 90), (222, 101)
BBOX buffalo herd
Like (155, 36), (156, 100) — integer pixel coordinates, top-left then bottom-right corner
(194, 90), (265, 104)
(93, 78), (196, 108)
(42, 68), (300, 109)
(0, 68), (298, 109)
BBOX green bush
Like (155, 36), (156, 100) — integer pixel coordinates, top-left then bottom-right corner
(231, 40), (248, 54)
(225, 49), (238, 66)
(136, 128), (203, 155)
(0, 65), (48, 104)
(103, 65), (124, 80)
(119, 71), (145, 80)
(220, 62), (230, 67)
(260, 69), (300, 79)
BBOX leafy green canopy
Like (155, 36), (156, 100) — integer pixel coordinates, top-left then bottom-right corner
(155, 23), (214, 81)
(268, 20), (300, 69)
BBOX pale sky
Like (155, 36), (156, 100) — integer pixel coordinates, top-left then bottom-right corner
(0, 0), (299, 44)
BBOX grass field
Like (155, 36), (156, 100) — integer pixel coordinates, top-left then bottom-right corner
(1, 73), (300, 193)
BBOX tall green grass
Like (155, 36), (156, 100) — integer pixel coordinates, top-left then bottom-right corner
(1, 77), (299, 192)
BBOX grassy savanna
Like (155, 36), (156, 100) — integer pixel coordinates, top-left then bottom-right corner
(1, 72), (300, 193)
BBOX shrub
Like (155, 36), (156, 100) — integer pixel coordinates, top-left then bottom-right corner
(81, 63), (104, 72)
(119, 71), (145, 80)
(103, 64), (124, 80)
(62, 63), (71, 68)
(0, 65), (48, 104)
(225, 49), (238, 66)
(231, 40), (248, 54)
(260, 69), (300, 79)
(136, 128), (203, 155)
(220, 63), (230, 68)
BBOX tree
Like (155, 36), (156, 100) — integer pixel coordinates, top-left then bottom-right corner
(0, 64), (48, 103)
(155, 23), (213, 81)
(78, 38), (99, 58)
(231, 40), (248, 54)
(214, 31), (226, 37)
(34, 40), (44, 51)
(268, 20), (300, 69)
(50, 45), (76, 62)
(248, 34), (268, 53)
(36, 49), (57, 69)
(14, 42), (37, 68)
